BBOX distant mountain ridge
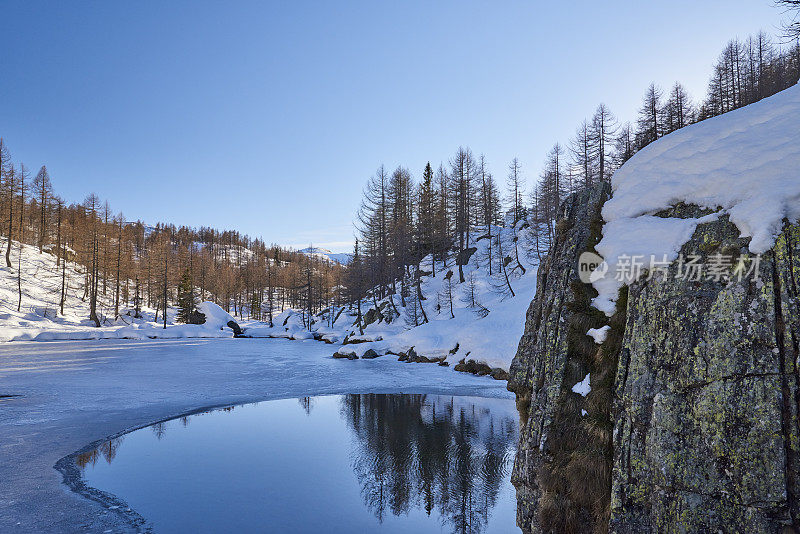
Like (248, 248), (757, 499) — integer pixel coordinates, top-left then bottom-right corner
(298, 247), (352, 265)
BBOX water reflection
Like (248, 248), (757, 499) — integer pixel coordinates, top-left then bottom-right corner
(298, 396), (315, 415)
(76, 436), (125, 468)
(76, 394), (518, 533)
(342, 394), (516, 534)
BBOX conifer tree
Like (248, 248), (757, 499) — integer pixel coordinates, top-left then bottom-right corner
(451, 147), (476, 283)
(588, 104), (617, 183)
(569, 121), (594, 189)
(416, 162), (436, 268)
(663, 83), (693, 134)
(636, 83), (663, 149)
(478, 157), (501, 275)
(5, 163), (16, 268)
(433, 164), (450, 275)
(612, 122), (635, 168)
(506, 157), (524, 224)
(17, 164), (29, 312)
(33, 166), (51, 252)
(779, 1), (800, 40)
(176, 267), (198, 323)
(439, 270), (455, 319)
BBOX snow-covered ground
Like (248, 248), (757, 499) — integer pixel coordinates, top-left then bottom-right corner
(592, 83), (800, 314)
(249, 224), (539, 372)
(0, 239), (243, 341)
(0, 337), (511, 533)
(0, 229), (538, 375)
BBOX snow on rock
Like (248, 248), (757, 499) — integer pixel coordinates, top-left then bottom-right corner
(592, 213), (719, 315)
(593, 84), (800, 315)
(587, 325), (611, 344)
(572, 373), (591, 397)
(197, 301), (236, 329)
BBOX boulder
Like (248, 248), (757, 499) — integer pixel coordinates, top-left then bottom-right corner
(609, 207), (800, 533)
(361, 348), (380, 359)
(508, 183), (800, 533)
(455, 247), (478, 266)
(226, 320), (244, 337)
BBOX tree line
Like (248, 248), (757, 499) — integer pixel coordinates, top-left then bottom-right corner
(0, 145), (344, 327)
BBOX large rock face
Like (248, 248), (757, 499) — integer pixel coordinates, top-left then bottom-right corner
(509, 188), (800, 533)
(611, 206), (800, 532)
(508, 183), (612, 533)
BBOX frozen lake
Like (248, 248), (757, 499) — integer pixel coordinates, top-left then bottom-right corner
(0, 338), (513, 533)
(78, 394), (519, 533)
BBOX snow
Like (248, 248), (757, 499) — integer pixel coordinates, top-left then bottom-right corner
(592, 213), (719, 314)
(0, 225), (537, 374)
(587, 325), (611, 344)
(196, 301), (235, 329)
(592, 84), (800, 315)
(572, 373), (591, 396)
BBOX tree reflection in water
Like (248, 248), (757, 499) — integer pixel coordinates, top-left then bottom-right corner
(340, 394), (517, 534)
(75, 436), (125, 469)
(298, 396), (315, 415)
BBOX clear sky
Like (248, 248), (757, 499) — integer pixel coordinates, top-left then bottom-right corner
(0, 1), (785, 252)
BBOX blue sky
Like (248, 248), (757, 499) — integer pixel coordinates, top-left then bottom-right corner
(0, 1), (784, 252)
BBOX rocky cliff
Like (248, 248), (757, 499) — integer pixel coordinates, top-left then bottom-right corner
(508, 185), (800, 533)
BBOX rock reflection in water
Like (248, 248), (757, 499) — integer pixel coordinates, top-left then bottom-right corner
(341, 394), (517, 534)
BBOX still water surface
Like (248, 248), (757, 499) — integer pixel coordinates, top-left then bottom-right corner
(78, 394), (519, 533)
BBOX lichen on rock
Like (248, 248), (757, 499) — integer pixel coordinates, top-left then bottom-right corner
(509, 185), (800, 533)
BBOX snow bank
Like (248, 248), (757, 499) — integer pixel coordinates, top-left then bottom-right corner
(592, 84), (800, 315)
(197, 301), (235, 329)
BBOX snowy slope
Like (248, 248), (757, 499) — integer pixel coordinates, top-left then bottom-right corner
(249, 224), (539, 372)
(592, 83), (800, 314)
(0, 238), (240, 341)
